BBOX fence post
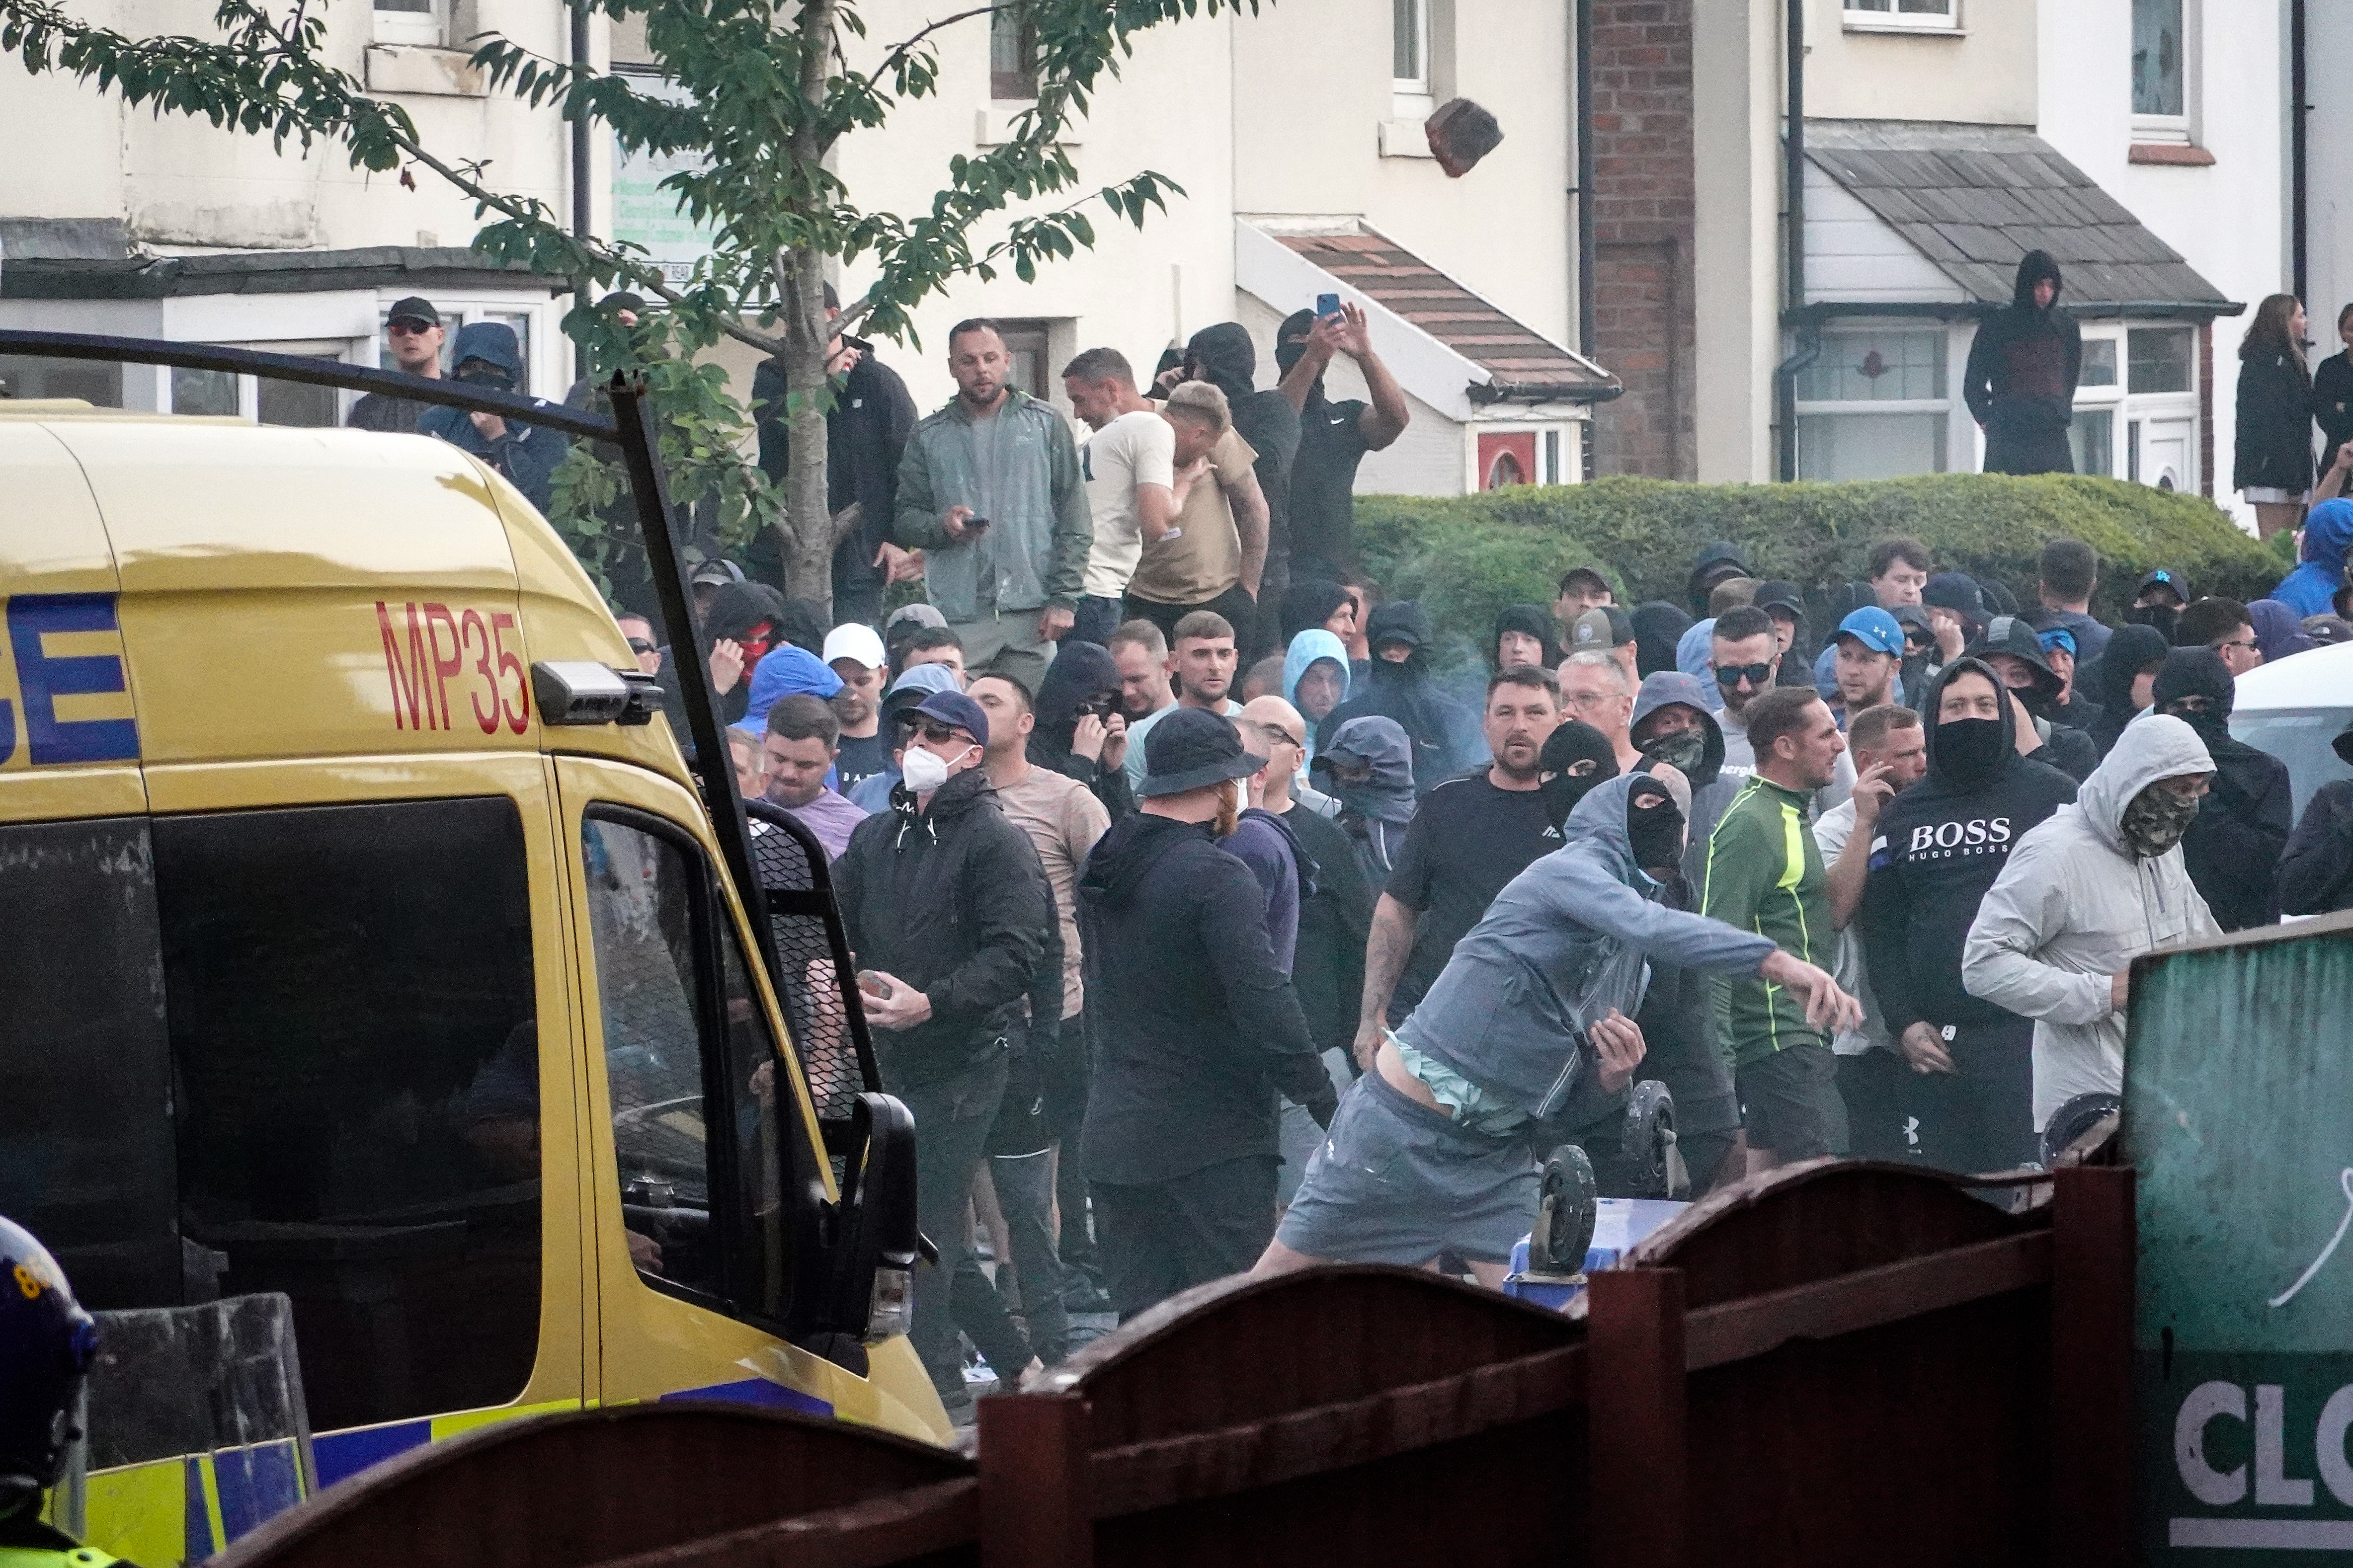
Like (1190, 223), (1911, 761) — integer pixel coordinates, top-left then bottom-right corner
(977, 1392), (1092, 1568)
(2050, 1164), (2135, 1567)
(1587, 1266), (1688, 1568)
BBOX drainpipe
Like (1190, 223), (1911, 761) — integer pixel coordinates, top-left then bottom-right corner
(570, 0), (594, 381)
(2292, 0), (2309, 306)
(1574, 0), (1596, 360)
(1772, 0), (1807, 480)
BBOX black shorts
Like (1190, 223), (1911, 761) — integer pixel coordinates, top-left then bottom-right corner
(1737, 1043), (1837, 1160)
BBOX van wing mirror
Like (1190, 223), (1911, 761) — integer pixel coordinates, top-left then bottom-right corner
(822, 1092), (921, 1343)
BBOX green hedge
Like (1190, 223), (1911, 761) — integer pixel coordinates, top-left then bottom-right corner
(1353, 474), (2282, 660)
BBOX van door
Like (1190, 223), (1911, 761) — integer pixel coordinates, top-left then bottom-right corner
(3, 756), (592, 1562)
(552, 755), (940, 1442)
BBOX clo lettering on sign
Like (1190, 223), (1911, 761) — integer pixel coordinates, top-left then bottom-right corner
(375, 600), (530, 735)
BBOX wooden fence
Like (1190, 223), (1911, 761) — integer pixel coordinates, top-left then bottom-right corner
(210, 1161), (2133, 1568)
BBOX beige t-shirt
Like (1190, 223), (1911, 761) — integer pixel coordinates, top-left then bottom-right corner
(1126, 427), (1253, 607)
(992, 762), (1112, 1019)
(1079, 409), (1175, 601)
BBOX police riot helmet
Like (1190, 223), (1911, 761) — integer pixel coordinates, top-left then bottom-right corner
(0, 1216), (98, 1519)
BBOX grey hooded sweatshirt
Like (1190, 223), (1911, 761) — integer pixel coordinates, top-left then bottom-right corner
(1394, 774), (1778, 1127)
(1961, 715), (2219, 1129)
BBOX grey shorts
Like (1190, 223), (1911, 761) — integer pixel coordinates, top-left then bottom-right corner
(1274, 1070), (1540, 1267)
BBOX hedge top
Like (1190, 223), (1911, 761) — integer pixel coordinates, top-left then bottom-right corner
(1353, 473), (2284, 656)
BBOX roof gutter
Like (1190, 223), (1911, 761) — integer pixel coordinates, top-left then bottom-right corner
(1773, 0), (1806, 481)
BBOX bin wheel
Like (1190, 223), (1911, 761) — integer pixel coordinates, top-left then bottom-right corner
(1531, 1143), (1599, 1275)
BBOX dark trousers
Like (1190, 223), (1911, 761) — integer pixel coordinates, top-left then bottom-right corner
(1835, 1048), (1915, 1162)
(1044, 1012), (1104, 1299)
(897, 1054), (1024, 1395)
(982, 1020), (1070, 1360)
(1072, 594), (1126, 647)
(1093, 1154), (1279, 1322)
(1123, 583), (1257, 652)
(1905, 1019), (2036, 1176)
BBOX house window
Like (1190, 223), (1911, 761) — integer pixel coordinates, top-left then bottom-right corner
(2080, 338), (2119, 388)
(995, 319), (1054, 400)
(1393, 0), (1429, 89)
(372, 0), (446, 47)
(989, 4), (1037, 101)
(0, 355), (122, 404)
(2132, 0), (2190, 141)
(2128, 326), (2193, 393)
(1794, 326), (1950, 480)
(1843, 0), (1959, 31)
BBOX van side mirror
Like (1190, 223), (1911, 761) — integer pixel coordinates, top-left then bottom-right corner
(818, 1092), (920, 1344)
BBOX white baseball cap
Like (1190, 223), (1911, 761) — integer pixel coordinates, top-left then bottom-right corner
(821, 622), (888, 672)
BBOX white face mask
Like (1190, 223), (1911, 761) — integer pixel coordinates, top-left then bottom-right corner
(900, 743), (969, 794)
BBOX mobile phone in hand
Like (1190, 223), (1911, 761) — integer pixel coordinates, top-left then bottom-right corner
(966, 516), (990, 534)
(1316, 292), (1341, 319)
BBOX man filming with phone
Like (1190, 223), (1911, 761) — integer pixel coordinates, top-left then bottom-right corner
(897, 318), (1093, 691)
(1276, 299), (1412, 580)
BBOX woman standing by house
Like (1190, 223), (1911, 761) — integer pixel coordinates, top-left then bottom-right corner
(2235, 294), (2318, 541)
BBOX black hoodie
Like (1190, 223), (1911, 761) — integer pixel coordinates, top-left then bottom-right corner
(1629, 601), (1695, 679)
(1077, 812), (1333, 1185)
(1861, 657), (2077, 1037)
(1184, 322), (1299, 555)
(1492, 602), (1564, 670)
(831, 767), (1055, 1087)
(1317, 601), (1484, 793)
(749, 341), (920, 606)
(1962, 251), (2082, 475)
(1026, 638), (1136, 819)
(2081, 622), (2169, 758)
(2152, 647), (2293, 931)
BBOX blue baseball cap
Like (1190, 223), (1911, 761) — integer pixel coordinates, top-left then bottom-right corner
(2036, 625), (2078, 659)
(912, 690), (989, 746)
(1833, 606), (1904, 658)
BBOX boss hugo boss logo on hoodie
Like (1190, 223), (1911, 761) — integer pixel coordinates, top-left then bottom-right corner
(1900, 815), (2016, 859)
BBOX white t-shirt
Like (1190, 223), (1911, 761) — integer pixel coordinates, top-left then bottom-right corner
(1078, 410), (1174, 600)
(1811, 797), (1891, 1058)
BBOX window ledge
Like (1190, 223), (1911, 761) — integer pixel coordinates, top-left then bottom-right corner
(364, 44), (486, 98)
(1379, 119), (1437, 159)
(1840, 20), (1966, 36)
(2130, 142), (2215, 166)
(974, 103), (1080, 148)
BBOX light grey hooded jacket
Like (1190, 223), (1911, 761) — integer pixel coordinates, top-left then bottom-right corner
(1961, 714), (2220, 1129)
(1396, 774), (1778, 1127)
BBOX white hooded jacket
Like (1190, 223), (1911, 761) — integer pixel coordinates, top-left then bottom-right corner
(1961, 715), (2220, 1128)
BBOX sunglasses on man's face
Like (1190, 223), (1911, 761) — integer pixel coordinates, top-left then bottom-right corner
(1714, 662), (1773, 688)
(1074, 692), (1121, 719)
(627, 637), (657, 655)
(387, 318), (436, 335)
(916, 721), (971, 746)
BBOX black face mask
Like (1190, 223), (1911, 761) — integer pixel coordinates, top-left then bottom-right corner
(1935, 715), (2008, 789)
(2128, 603), (2181, 642)
(1542, 762), (1608, 833)
(455, 362), (518, 392)
(1626, 791), (1686, 873)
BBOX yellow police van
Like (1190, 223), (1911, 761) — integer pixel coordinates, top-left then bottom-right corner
(0, 399), (946, 1564)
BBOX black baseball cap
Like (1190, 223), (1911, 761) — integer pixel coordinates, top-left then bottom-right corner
(1753, 581), (1807, 622)
(2136, 568), (2190, 603)
(1139, 707), (1265, 797)
(386, 296), (441, 329)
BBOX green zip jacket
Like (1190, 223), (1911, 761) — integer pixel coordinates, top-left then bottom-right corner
(1699, 774), (1831, 1066)
(893, 388), (1091, 622)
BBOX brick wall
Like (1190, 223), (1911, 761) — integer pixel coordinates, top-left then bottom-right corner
(1588, 0), (1697, 479)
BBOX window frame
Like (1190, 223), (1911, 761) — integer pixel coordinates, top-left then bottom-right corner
(2129, 0), (2194, 144)
(988, 2), (1039, 102)
(371, 0), (447, 47)
(1840, 0), (1960, 32)
(579, 802), (799, 1335)
(1791, 321), (1955, 480)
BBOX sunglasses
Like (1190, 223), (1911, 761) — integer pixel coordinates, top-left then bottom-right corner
(386, 318), (437, 335)
(915, 721), (972, 745)
(1074, 692), (1121, 719)
(1714, 662), (1774, 688)
(2215, 636), (2259, 655)
(627, 637), (657, 655)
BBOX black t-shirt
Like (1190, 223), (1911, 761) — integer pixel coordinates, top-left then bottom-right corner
(833, 730), (890, 797)
(1289, 397), (1373, 578)
(1382, 769), (1557, 1022)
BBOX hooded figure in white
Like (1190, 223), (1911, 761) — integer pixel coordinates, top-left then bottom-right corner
(1960, 714), (2220, 1129)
